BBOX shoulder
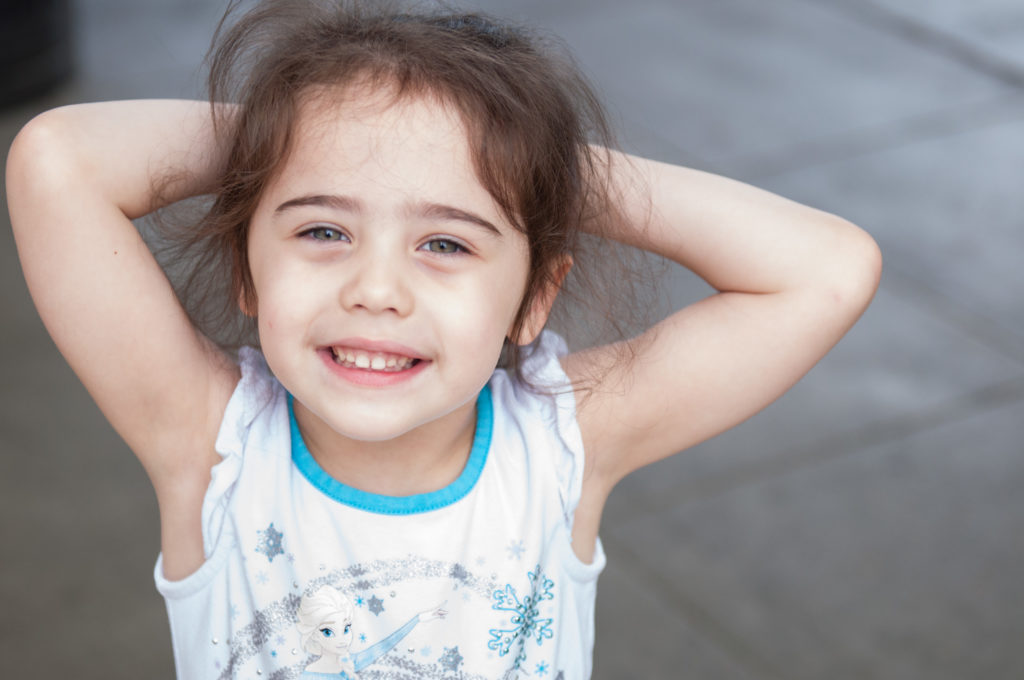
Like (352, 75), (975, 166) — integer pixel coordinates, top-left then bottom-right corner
(226, 348), (283, 431)
(488, 331), (578, 445)
(173, 346), (280, 469)
(155, 346), (284, 579)
(490, 333), (612, 563)
(207, 347), (289, 473)
(489, 332), (590, 523)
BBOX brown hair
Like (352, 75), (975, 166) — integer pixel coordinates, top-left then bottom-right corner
(164, 0), (646, 386)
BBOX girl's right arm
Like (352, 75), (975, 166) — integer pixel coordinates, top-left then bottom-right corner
(6, 100), (238, 577)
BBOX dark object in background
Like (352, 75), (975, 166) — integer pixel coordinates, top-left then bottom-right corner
(0, 0), (72, 107)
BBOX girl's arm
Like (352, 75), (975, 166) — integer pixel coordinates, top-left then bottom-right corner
(6, 100), (237, 576)
(565, 152), (881, 553)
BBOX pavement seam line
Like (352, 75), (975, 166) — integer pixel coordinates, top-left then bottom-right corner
(735, 94), (1024, 180)
(880, 267), (1024, 367)
(609, 375), (1024, 524)
(801, 0), (1024, 91)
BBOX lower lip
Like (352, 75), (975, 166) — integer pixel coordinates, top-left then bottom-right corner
(318, 349), (430, 387)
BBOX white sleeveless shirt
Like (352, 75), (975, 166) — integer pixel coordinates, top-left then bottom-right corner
(154, 331), (605, 679)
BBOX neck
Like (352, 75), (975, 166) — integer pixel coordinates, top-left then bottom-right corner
(293, 399), (478, 497)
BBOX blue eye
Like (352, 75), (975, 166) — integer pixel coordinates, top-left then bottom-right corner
(344, 624), (351, 634)
(422, 238), (466, 254)
(303, 226), (347, 242)
(320, 627), (334, 638)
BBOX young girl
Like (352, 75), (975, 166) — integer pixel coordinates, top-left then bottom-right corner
(6, 1), (880, 678)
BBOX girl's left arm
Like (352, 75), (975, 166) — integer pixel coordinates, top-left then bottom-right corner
(564, 151), (881, 550)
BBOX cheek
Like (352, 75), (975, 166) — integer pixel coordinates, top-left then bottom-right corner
(255, 300), (283, 340)
(499, 265), (533, 329)
(485, 242), (531, 319)
(247, 232), (297, 323)
(251, 263), (308, 336)
(453, 276), (523, 338)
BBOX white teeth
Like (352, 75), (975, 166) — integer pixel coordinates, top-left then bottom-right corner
(330, 347), (418, 372)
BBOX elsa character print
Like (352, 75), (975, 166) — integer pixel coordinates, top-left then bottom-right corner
(296, 585), (447, 678)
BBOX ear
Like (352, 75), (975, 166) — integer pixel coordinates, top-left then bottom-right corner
(512, 255), (573, 346)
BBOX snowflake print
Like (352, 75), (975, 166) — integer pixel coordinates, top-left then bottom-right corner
(367, 594), (385, 616)
(536, 661), (550, 676)
(506, 540), (525, 560)
(355, 595), (365, 607)
(255, 523), (284, 562)
(450, 562), (469, 584)
(488, 565), (555, 669)
(255, 570), (269, 585)
(439, 646), (464, 672)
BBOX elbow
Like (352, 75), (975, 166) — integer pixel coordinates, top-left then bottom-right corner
(8, 108), (69, 172)
(7, 108), (83, 237)
(826, 219), (883, 316)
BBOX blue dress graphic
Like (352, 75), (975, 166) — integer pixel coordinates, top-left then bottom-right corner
(299, 613), (421, 678)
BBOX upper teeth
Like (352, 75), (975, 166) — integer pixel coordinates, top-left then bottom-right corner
(331, 347), (417, 371)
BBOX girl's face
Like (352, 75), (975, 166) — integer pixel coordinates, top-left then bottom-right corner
(316, 618), (353, 655)
(247, 86), (538, 445)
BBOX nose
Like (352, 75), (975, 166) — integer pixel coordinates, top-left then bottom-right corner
(337, 242), (414, 316)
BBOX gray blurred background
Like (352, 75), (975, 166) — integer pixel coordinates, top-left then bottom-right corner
(2, 0), (1023, 677)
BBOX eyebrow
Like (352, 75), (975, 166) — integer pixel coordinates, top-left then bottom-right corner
(274, 194), (503, 236)
(275, 194), (359, 215)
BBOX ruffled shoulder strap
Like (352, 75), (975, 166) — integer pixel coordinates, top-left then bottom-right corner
(501, 331), (586, 529)
(202, 347), (281, 555)
(213, 347), (278, 459)
(156, 348), (284, 595)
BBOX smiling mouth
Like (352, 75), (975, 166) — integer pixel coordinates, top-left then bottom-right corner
(330, 346), (423, 372)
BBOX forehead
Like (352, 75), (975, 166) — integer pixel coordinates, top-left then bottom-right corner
(299, 83), (464, 153)
(267, 84), (501, 219)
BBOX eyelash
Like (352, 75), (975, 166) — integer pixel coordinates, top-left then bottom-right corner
(300, 225), (349, 242)
(298, 226), (470, 255)
(419, 237), (469, 255)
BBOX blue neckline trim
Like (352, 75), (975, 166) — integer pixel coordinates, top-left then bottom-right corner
(288, 387), (493, 515)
